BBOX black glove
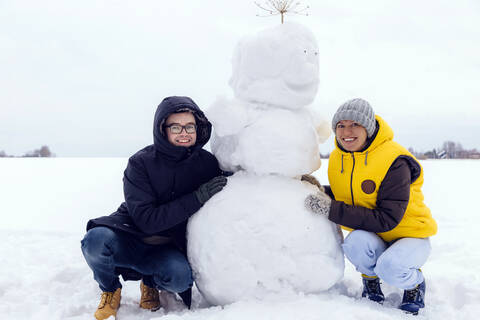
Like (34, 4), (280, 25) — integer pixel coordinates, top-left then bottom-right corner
(221, 170), (234, 177)
(195, 176), (227, 204)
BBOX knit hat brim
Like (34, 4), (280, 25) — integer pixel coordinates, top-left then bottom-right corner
(332, 98), (376, 138)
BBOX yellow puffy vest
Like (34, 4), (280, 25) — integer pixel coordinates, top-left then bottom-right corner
(328, 115), (437, 242)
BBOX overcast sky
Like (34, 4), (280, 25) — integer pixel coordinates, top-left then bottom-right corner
(1, 0), (479, 157)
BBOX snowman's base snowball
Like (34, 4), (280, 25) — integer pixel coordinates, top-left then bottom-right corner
(187, 173), (344, 306)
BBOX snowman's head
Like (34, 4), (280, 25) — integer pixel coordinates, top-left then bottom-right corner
(229, 22), (319, 110)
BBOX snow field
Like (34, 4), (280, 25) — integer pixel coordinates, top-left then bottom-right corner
(1, 158), (480, 319)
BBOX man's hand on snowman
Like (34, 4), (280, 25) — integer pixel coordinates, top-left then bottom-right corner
(195, 176), (228, 204)
(305, 192), (332, 217)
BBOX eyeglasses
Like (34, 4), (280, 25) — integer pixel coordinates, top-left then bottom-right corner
(165, 123), (197, 134)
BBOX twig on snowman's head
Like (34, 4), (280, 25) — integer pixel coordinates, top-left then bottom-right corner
(254, 0), (310, 24)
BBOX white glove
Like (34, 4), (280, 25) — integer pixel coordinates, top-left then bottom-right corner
(305, 192), (332, 217)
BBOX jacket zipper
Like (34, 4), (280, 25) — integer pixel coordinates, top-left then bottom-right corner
(350, 152), (355, 205)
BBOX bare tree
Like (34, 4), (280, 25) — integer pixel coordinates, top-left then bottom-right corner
(38, 145), (52, 157)
(23, 145), (54, 157)
(408, 147), (422, 159)
(442, 141), (462, 159)
(255, 0), (309, 24)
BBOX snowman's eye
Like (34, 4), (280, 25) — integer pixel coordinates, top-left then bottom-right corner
(304, 50), (307, 53)
(314, 52), (318, 56)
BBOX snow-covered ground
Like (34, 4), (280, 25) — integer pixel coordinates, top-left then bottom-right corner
(1, 158), (479, 319)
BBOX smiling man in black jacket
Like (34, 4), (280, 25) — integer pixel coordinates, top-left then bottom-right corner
(81, 96), (227, 320)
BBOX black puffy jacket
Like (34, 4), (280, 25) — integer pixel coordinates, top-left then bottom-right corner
(86, 96), (222, 306)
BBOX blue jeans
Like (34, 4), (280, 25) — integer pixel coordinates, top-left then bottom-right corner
(81, 227), (193, 293)
(342, 230), (431, 290)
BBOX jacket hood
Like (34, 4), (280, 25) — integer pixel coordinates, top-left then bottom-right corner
(334, 115), (393, 155)
(153, 96), (212, 161)
(333, 115), (421, 181)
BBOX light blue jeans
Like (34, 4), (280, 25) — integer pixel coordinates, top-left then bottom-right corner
(342, 230), (431, 290)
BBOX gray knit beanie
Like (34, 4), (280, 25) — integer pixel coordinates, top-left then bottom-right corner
(332, 98), (376, 138)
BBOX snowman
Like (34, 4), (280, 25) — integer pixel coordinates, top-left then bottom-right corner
(187, 22), (344, 306)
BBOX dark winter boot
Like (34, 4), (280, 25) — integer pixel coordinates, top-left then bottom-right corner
(361, 275), (385, 304)
(399, 280), (426, 315)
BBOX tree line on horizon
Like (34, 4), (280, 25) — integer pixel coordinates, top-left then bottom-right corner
(0, 145), (54, 158)
(319, 141), (480, 160)
(2, 141), (479, 159)
(408, 141), (480, 160)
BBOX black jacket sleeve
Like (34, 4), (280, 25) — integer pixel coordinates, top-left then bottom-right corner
(324, 185), (334, 199)
(123, 157), (202, 235)
(328, 157), (412, 233)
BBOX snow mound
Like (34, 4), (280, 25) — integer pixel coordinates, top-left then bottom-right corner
(187, 173), (344, 306)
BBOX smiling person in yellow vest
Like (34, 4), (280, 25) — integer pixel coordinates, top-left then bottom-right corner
(305, 98), (437, 315)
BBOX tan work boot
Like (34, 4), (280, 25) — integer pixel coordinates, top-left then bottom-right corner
(140, 281), (161, 311)
(94, 288), (121, 320)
